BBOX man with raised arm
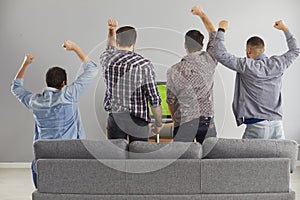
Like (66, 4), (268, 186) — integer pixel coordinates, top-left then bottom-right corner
(166, 6), (218, 143)
(100, 19), (162, 143)
(11, 40), (99, 188)
(214, 20), (300, 139)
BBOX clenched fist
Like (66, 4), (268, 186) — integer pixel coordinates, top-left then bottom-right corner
(273, 20), (288, 31)
(24, 54), (35, 65)
(63, 40), (78, 51)
(108, 19), (118, 30)
(219, 20), (229, 30)
(191, 6), (203, 16)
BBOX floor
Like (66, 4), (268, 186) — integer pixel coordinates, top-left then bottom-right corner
(0, 166), (299, 200)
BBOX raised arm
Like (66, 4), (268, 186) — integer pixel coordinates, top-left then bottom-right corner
(107, 19), (118, 47)
(63, 40), (99, 102)
(11, 54), (35, 109)
(191, 6), (216, 33)
(272, 20), (300, 69)
(15, 54), (34, 79)
(63, 40), (89, 62)
(274, 20), (299, 53)
(214, 20), (245, 72)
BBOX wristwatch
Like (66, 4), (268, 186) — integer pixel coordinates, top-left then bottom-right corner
(218, 28), (225, 32)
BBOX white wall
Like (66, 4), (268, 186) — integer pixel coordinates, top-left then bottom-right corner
(1, 0), (299, 162)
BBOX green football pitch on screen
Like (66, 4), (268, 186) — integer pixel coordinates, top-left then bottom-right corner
(149, 83), (171, 117)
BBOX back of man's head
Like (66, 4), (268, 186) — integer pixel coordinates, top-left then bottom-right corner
(116, 26), (137, 47)
(46, 66), (67, 89)
(247, 36), (265, 49)
(246, 36), (265, 58)
(185, 30), (204, 53)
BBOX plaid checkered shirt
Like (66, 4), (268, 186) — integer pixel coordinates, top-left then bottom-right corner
(166, 32), (218, 127)
(100, 46), (161, 122)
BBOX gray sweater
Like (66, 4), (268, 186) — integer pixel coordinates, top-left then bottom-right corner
(214, 30), (300, 126)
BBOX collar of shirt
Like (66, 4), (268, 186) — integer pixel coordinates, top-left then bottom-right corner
(181, 51), (205, 62)
(43, 87), (60, 93)
(254, 53), (267, 60)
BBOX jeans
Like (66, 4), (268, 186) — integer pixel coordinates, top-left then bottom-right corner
(31, 160), (37, 188)
(173, 117), (217, 144)
(107, 113), (149, 143)
(243, 120), (285, 139)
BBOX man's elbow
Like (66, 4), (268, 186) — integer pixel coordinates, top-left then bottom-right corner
(213, 49), (225, 62)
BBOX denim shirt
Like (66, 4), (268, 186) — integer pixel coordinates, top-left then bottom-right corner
(11, 61), (99, 140)
(214, 30), (300, 126)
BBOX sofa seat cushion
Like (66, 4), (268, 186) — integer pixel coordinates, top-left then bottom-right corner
(34, 139), (128, 160)
(202, 137), (298, 172)
(129, 141), (202, 159)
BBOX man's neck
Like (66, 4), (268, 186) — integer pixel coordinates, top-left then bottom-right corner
(118, 46), (134, 51)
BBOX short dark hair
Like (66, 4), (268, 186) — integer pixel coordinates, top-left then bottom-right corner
(46, 66), (67, 89)
(185, 30), (204, 53)
(246, 36), (264, 49)
(116, 26), (137, 47)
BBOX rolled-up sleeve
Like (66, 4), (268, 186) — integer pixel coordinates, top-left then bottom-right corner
(166, 68), (177, 105)
(64, 60), (99, 102)
(143, 63), (161, 107)
(11, 78), (33, 109)
(206, 31), (217, 64)
(99, 45), (118, 70)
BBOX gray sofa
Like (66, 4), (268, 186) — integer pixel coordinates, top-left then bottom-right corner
(32, 137), (298, 200)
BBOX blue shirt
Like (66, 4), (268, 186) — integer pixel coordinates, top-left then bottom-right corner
(11, 61), (99, 140)
(214, 30), (300, 126)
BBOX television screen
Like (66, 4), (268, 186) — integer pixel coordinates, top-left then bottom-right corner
(149, 82), (172, 122)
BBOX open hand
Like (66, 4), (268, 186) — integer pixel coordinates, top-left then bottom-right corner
(108, 19), (118, 30)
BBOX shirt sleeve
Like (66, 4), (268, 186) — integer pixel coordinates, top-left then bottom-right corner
(206, 31), (218, 64)
(11, 78), (33, 109)
(142, 62), (161, 107)
(214, 31), (247, 73)
(166, 68), (177, 105)
(64, 60), (99, 102)
(214, 30), (300, 75)
(268, 30), (300, 71)
(99, 45), (118, 70)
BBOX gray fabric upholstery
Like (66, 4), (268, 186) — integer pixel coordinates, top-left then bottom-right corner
(37, 159), (127, 194)
(37, 159), (201, 195)
(201, 192), (295, 200)
(34, 139), (128, 160)
(129, 141), (202, 159)
(125, 159), (201, 194)
(201, 158), (290, 194)
(32, 192), (295, 200)
(33, 139), (296, 200)
(202, 137), (298, 172)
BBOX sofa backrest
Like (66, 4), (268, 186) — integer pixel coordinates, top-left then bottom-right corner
(202, 137), (298, 172)
(34, 139), (128, 160)
(129, 141), (202, 159)
(36, 158), (290, 195)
